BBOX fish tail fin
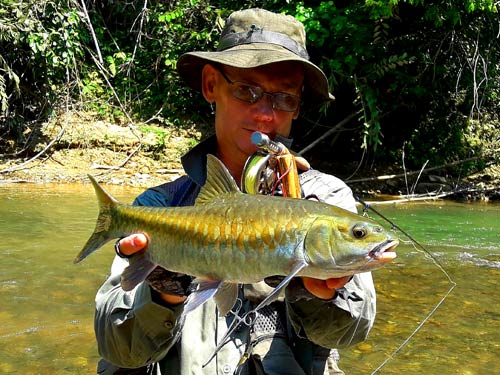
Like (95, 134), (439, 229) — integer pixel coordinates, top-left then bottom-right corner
(74, 175), (119, 264)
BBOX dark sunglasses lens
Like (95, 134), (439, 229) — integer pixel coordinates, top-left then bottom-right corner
(231, 83), (300, 112)
(232, 84), (261, 103)
(274, 93), (300, 112)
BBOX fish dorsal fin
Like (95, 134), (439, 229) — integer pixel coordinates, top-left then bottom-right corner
(195, 154), (241, 205)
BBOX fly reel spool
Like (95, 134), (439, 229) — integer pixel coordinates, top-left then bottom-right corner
(241, 132), (301, 198)
(241, 152), (278, 195)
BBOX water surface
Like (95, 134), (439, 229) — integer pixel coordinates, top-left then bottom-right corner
(1, 182), (142, 374)
(341, 200), (499, 374)
(0, 184), (498, 374)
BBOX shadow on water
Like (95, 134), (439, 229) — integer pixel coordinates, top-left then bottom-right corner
(1, 185), (499, 374)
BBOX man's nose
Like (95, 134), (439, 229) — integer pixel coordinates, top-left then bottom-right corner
(253, 94), (275, 116)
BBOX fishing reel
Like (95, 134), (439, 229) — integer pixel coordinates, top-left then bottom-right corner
(241, 151), (278, 195)
(241, 132), (301, 198)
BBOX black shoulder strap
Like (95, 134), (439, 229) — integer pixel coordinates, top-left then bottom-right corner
(173, 176), (200, 206)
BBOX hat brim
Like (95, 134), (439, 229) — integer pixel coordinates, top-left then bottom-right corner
(177, 44), (333, 107)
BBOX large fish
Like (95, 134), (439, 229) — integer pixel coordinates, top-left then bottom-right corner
(75, 154), (398, 316)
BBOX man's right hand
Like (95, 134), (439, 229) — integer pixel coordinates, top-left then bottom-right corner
(117, 234), (187, 305)
(117, 233), (149, 256)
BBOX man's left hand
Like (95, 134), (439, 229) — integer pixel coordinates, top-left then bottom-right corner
(301, 276), (351, 300)
(294, 156), (311, 171)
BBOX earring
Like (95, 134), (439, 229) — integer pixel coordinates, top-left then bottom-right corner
(210, 102), (215, 115)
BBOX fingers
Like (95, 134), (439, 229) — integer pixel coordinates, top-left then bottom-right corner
(159, 294), (187, 305)
(294, 156), (311, 171)
(302, 276), (352, 300)
(326, 276), (351, 290)
(118, 233), (148, 257)
(302, 277), (336, 300)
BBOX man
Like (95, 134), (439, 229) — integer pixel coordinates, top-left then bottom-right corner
(95, 8), (376, 375)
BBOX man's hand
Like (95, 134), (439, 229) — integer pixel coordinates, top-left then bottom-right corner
(117, 233), (149, 256)
(301, 276), (351, 300)
(294, 155), (311, 171)
(117, 234), (186, 305)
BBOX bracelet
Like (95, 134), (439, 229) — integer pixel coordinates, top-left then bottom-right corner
(114, 238), (133, 259)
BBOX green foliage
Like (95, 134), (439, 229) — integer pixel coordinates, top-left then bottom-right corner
(1, 0), (498, 176)
(26, 7), (84, 73)
(79, 0), (225, 122)
(287, 1), (418, 151)
(276, 0), (499, 171)
(139, 124), (169, 150)
(0, 0), (87, 151)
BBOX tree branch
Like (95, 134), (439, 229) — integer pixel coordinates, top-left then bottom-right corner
(0, 124), (66, 174)
(297, 112), (358, 156)
(79, 0), (103, 65)
(347, 155), (492, 183)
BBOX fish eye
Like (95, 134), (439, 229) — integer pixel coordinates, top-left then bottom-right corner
(352, 225), (367, 239)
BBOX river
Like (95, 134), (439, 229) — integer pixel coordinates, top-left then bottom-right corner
(0, 182), (498, 374)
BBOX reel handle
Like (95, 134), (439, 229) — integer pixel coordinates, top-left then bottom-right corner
(251, 132), (285, 155)
(249, 132), (301, 198)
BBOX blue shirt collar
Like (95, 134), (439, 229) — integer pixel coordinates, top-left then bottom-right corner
(180, 135), (218, 187)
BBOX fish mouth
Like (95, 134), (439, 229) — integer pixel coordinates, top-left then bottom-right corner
(368, 239), (399, 262)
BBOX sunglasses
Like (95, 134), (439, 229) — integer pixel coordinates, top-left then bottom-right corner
(215, 67), (301, 112)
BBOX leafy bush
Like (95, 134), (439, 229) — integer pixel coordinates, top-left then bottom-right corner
(0, 0), (87, 151)
(82, 0), (224, 123)
(276, 0), (499, 171)
(1, 0), (498, 175)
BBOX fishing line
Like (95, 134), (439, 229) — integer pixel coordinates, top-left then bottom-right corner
(272, 164), (292, 196)
(355, 196), (457, 374)
(337, 289), (368, 347)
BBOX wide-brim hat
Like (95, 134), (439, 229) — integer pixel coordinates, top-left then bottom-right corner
(177, 8), (334, 107)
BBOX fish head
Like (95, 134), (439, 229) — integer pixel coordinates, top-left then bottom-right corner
(304, 214), (398, 275)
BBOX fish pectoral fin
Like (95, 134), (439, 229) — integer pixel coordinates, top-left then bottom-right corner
(253, 260), (308, 311)
(183, 279), (222, 316)
(214, 282), (239, 317)
(121, 255), (157, 291)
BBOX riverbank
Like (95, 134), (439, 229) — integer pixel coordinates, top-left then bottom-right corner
(0, 112), (201, 188)
(1, 113), (499, 201)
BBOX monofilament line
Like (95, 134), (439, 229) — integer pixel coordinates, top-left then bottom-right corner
(355, 197), (457, 374)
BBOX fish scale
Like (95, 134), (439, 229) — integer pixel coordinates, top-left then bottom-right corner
(107, 196), (310, 281)
(75, 154), (398, 316)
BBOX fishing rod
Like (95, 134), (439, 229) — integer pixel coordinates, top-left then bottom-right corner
(355, 196), (457, 374)
(243, 131), (457, 373)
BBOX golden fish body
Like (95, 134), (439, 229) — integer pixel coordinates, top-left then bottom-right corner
(75, 155), (398, 314)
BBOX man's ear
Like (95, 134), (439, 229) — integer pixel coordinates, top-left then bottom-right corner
(201, 64), (218, 103)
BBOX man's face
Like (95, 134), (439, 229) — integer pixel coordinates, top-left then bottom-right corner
(205, 62), (304, 167)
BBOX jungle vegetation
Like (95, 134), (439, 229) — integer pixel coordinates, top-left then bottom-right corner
(0, 0), (498, 174)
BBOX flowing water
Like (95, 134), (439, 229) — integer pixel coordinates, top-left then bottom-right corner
(0, 182), (498, 374)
